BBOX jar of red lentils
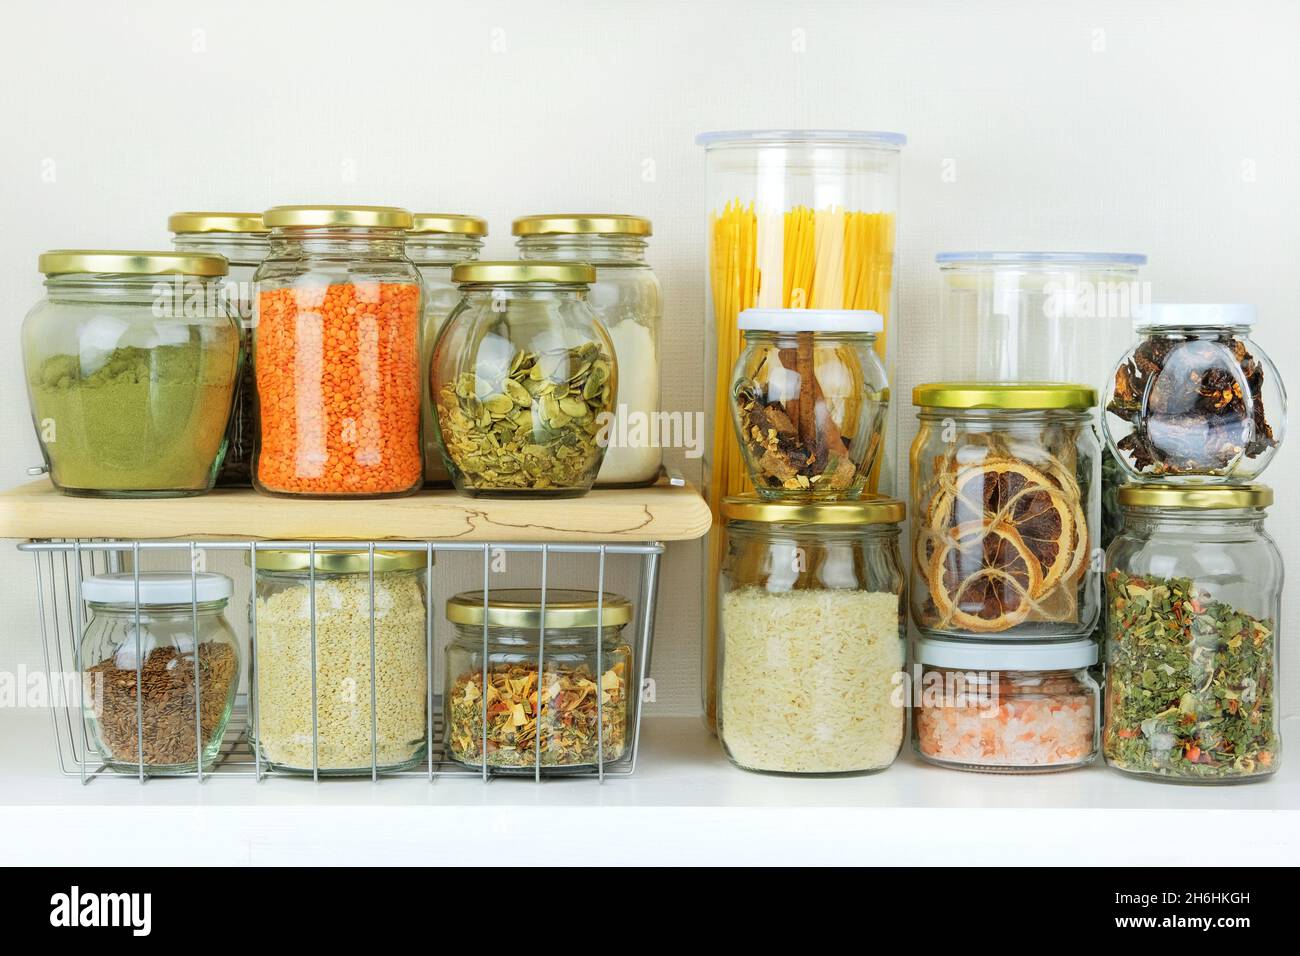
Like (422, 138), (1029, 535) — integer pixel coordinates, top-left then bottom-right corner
(253, 205), (424, 498)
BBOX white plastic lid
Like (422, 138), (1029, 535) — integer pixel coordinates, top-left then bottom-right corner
(738, 308), (883, 333)
(81, 572), (234, 605)
(915, 638), (1098, 671)
(1134, 303), (1256, 329)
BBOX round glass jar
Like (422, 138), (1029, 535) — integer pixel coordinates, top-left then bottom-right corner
(408, 214), (487, 486)
(252, 205), (423, 498)
(731, 308), (889, 499)
(912, 638), (1099, 773)
(1103, 304), (1285, 484)
(431, 261), (616, 497)
(80, 572), (239, 775)
(22, 251), (240, 497)
(911, 384), (1101, 639)
(170, 212), (270, 486)
(250, 549), (430, 776)
(715, 496), (907, 775)
(1102, 484), (1281, 783)
(444, 589), (633, 772)
(515, 214), (662, 486)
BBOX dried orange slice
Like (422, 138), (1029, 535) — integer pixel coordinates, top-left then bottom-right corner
(926, 520), (1043, 632)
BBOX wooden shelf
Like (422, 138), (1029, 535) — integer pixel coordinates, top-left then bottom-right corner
(0, 479), (712, 543)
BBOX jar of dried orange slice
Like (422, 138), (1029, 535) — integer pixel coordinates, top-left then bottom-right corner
(910, 383), (1100, 638)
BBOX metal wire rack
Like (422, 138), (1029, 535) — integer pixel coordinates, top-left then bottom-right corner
(21, 538), (663, 784)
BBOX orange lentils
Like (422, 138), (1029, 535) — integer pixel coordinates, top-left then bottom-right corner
(254, 281), (422, 496)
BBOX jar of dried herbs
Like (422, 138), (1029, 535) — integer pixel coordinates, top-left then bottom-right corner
(730, 309), (890, 499)
(432, 261), (616, 497)
(80, 572), (240, 775)
(1104, 304), (1285, 483)
(443, 589), (633, 773)
(910, 384), (1100, 638)
(1102, 484), (1281, 782)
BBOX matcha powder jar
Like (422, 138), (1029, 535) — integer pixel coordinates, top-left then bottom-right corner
(22, 250), (240, 497)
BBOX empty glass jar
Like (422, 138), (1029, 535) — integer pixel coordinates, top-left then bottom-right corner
(431, 261), (615, 497)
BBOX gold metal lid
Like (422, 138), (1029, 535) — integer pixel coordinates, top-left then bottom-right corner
(247, 549), (431, 573)
(168, 212), (268, 234)
(409, 213), (488, 236)
(262, 205), (413, 230)
(721, 494), (906, 525)
(512, 214), (652, 237)
(446, 588), (633, 628)
(913, 382), (1097, 410)
(1118, 484), (1273, 510)
(451, 260), (596, 284)
(38, 250), (228, 277)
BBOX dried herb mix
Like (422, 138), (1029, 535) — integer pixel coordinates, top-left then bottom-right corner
(1103, 570), (1277, 779)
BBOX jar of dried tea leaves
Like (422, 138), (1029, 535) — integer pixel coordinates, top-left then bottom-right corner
(1103, 304), (1285, 483)
(730, 309), (890, 499)
(444, 589), (633, 773)
(431, 261), (616, 497)
(1103, 484), (1281, 782)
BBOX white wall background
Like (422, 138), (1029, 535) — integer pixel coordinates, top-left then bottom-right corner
(0, 0), (1295, 717)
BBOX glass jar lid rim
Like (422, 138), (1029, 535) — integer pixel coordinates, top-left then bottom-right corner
(513, 214), (651, 237)
(246, 549), (431, 573)
(262, 205), (413, 229)
(409, 213), (488, 236)
(168, 212), (268, 234)
(916, 637), (1097, 670)
(936, 251), (1147, 266)
(739, 308), (882, 334)
(82, 572), (233, 605)
(696, 128), (907, 148)
(1118, 484), (1272, 510)
(722, 494), (905, 525)
(913, 382), (1096, 410)
(452, 260), (595, 284)
(1134, 303), (1255, 329)
(446, 589), (632, 628)
(39, 250), (229, 277)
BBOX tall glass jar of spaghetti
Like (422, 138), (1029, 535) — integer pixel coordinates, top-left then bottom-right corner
(910, 383), (1101, 639)
(696, 129), (906, 731)
(252, 205), (423, 498)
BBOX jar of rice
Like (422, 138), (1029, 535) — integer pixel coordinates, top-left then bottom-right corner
(250, 549), (429, 775)
(717, 496), (907, 775)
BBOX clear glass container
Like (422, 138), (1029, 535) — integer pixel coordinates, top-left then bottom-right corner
(170, 212), (270, 486)
(407, 214), (487, 486)
(252, 205), (423, 498)
(22, 251), (240, 497)
(912, 639), (1099, 773)
(715, 496), (907, 775)
(79, 572), (239, 774)
(431, 261), (616, 497)
(251, 549), (429, 776)
(730, 308), (888, 499)
(444, 589), (633, 772)
(1103, 304), (1285, 484)
(1103, 484), (1281, 783)
(910, 384), (1101, 639)
(516, 214), (662, 486)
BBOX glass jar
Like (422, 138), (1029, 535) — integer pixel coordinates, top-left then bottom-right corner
(251, 549), (430, 775)
(910, 384), (1101, 639)
(431, 261), (615, 497)
(252, 205), (423, 498)
(730, 308), (889, 499)
(22, 251), (240, 497)
(912, 639), (1099, 773)
(444, 589), (633, 772)
(407, 214), (487, 486)
(1102, 484), (1281, 782)
(1103, 304), (1285, 484)
(715, 496), (907, 775)
(170, 212), (270, 486)
(516, 214), (662, 486)
(79, 572), (239, 774)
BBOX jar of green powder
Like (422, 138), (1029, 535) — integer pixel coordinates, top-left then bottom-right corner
(23, 250), (241, 497)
